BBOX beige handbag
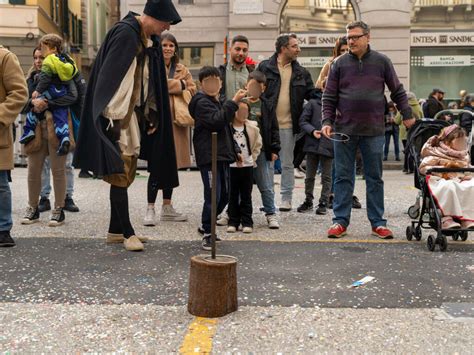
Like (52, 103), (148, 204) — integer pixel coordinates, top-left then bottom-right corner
(172, 90), (194, 127)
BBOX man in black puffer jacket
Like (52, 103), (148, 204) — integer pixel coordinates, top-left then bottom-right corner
(258, 33), (318, 211)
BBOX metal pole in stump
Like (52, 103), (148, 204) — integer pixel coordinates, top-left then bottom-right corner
(187, 132), (238, 317)
(211, 132), (217, 259)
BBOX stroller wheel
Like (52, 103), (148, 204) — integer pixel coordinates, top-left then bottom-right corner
(427, 235), (436, 252)
(414, 226), (422, 241)
(406, 226), (414, 241)
(452, 233), (459, 241)
(460, 231), (468, 242)
(408, 205), (420, 219)
(438, 235), (448, 252)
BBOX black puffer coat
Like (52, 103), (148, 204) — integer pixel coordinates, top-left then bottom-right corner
(299, 93), (334, 158)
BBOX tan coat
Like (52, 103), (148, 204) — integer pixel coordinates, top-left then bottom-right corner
(0, 46), (28, 170)
(167, 63), (196, 169)
(245, 119), (263, 166)
(315, 60), (332, 90)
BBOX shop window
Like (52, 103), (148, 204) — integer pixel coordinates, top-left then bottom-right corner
(9, 0), (26, 4)
(179, 46), (214, 68)
(281, 0), (355, 32)
(410, 47), (474, 100)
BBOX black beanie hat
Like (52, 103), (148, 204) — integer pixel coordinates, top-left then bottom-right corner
(144, 0), (182, 25)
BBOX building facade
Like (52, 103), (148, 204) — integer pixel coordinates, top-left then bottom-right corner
(0, 0), (83, 72)
(121, 0), (474, 100)
(81, 0), (119, 78)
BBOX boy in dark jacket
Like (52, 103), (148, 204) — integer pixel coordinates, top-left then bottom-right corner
(189, 66), (247, 250)
(297, 92), (333, 215)
(245, 70), (281, 229)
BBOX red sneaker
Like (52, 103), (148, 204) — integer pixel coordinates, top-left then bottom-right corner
(372, 226), (394, 239)
(327, 223), (347, 238)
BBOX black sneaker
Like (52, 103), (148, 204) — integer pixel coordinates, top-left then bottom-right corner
(198, 227), (221, 241)
(64, 196), (79, 212)
(201, 235), (212, 251)
(38, 196), (51, 212)
(352, 196), (362, 209)
(79, 170), (93, 178)
(21, 206), (40, 225)
(297, 200), (313, 213)
(0, 231), (15, 247)
(48, 207), (65, 227)
(316, 203), (327, 215)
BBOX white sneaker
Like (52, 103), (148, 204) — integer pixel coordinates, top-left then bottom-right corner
(279, 200), (292, 212)
(227, 226), (237, 233)
(294, 168), (305, 179)
(161, 204), (188, 222)
(217, 214), (229, 226)
(143, 207), (156, 226)
(242, 226), (253, 233)
(266, 214), (280, 229)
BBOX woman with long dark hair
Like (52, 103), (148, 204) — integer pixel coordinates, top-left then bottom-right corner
(143, 32), (197, 226)
(316, 36), (348, 90)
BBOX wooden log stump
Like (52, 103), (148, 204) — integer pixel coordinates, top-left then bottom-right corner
(188, 255), (238, 318)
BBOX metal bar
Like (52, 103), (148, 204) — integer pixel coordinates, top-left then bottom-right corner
(211, 132), (217, 259)
(427, 167), (474, 173)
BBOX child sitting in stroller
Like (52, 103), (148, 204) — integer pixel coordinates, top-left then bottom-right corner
(419, 124), (474, 230)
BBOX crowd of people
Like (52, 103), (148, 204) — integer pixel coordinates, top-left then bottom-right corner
(0, 0), (472, 250)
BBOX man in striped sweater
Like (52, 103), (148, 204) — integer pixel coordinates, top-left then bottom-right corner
(321, 21), (415, 239)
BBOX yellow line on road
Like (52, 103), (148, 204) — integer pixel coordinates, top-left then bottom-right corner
(179, 317), (217, 354)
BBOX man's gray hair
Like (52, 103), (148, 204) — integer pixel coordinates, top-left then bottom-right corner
(346, 21), (370, 34)
(407, 91), (416, 100)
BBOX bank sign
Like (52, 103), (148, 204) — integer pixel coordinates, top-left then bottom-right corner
(411, 32), (474, 47)
(411, 55), (473, 67)
(297, 33), (345, 48)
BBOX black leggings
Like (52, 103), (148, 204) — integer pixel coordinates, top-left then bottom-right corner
(108, 185), (135, 238)
(147, 174), (173, 204)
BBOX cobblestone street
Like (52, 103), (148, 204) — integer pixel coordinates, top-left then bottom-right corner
(0, 168), (473, 352)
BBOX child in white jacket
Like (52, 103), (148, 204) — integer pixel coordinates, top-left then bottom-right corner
(227, 101), (262, 233)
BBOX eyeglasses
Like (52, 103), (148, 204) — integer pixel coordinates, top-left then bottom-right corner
(347, 34), (367, 42)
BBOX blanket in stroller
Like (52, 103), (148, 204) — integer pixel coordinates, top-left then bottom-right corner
(427, 175), (474, 221)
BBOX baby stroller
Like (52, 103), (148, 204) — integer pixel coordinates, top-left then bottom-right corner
(405, 118), (474, 251)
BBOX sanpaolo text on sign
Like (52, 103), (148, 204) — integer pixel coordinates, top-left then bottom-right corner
(297, 33), (345, 48)
(411, 32), (474, 47)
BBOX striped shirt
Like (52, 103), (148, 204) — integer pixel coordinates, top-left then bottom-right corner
(322, 47), (412, 136)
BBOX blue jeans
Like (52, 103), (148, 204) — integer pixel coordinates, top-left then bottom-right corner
(333, 135), (386, 228)
(199, 162), (230, 234)
(279, 128), (296, 202)
(41, 151), (74, 198)
(253, 152), (275, 215)
(0, 171), (12, 232)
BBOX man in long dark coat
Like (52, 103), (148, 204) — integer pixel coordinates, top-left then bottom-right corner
(74, 0), (181, 251)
